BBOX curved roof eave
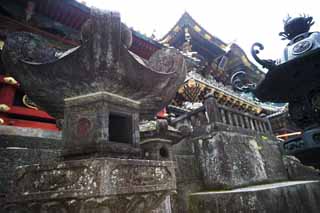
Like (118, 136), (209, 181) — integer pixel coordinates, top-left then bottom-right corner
(160, 12), (227, 51)
(230, 43), (265, 75)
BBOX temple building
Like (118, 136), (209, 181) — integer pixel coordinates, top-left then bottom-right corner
(159, 12), (281, 116)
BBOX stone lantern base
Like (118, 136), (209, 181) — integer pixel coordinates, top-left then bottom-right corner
(3, 158), (176, 213)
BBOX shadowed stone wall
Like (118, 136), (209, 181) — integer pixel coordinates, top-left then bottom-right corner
(171, 139), (203, 213)
(0, 126), (61, 197)
(189, 180), (320, 213)
(171, 126), (319, 212)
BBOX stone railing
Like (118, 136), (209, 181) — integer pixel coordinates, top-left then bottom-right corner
(217, 104), (272, 134)
(171, 95), (272, 136)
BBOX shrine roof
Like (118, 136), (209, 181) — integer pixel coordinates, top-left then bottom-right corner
(159, 12), (265, 76)
(160, 12), (226, 59)
(0, 0), (163, 58)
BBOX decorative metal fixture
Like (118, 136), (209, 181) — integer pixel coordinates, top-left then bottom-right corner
(251, 14), (320, 167)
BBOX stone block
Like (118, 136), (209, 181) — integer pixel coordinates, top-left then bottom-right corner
(283, 155), (320, 180)
(3, 158), (176, 213)
(172, 182), (203, 213)
(194, 131), (288, 189)
(189, 180), (320, 213)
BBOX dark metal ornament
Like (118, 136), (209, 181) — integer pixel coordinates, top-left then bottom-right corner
(252, 15), (320, 167)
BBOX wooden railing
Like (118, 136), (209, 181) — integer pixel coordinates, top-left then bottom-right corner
(171, 95), (272, 135)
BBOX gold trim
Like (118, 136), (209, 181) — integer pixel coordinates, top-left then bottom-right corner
(193, 25), (201, 32)
(219, 44), (227, 49)
(22, 95), (38, 110)
(178, 86), (184, 94)
(173, 26), (181, 32)
(160, 35), (172, 44)
(3, 77), (18, 85)
(0, 40), (4, 50)
(0, 104), (10, 112)
(255, 107), (262, 114)
(187, 79), (197, 88)
(0, 118), (4, 124)
(204, 33), (212, 40)
(241, 55), (251, 67)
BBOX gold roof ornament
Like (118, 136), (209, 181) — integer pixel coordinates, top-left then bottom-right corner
(241, 55), (251, 67)
(174, 78), (265, 115)
(173, 26), (181, 32)
(204, 33), (212, 41)
(0, 104), (10, 112)
(0, 40), (4, 50)
(3, 77), (18, 85)
(22, 95), (39, 110)
(255, 107), (263, 114)
(187, 79), (197, 88)
(160, 35), (172, 44)
(193, 25), (201, 32)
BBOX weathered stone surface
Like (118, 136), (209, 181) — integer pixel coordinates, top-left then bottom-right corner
(3, 191), (171, 213)
(0, 148), (60, 195)
(172, 181), (202, 213)
(2, 9), (186, 120)
(0, 125), (61, 149)
(152, 196), (172, 213)
(0, 126), (61, 196)
(189, 180), (320, 213)
(140, 119), (185, 161)
(3, 158), (176, 213)
(171, 139), (203, 213)
(62, 92), (142, 159)
(194, 131), (288, 189)
(283, 155), (320, 180)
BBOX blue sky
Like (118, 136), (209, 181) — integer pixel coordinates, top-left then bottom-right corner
(80, 0), (320, 68)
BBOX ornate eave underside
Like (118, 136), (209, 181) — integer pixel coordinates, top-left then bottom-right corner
(172, 76), (282, 115)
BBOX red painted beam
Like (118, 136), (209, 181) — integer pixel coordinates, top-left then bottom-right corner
(0, 85), (16, 106)
(4, 117), (59, 131)
(8, 106), (55, 120)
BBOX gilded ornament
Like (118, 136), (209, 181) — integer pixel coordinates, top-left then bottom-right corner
(204, 33), (212, 40)
(193, 25), (201, 32)
(3, 77), (18, 85)
(22, 95), (38, 110)
(0, 104), (10, 112)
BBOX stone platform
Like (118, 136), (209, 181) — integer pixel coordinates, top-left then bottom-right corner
(189, 180), (320, 213)
(3, 158), (176, 212)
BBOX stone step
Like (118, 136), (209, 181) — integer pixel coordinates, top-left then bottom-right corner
(189, 180), (320, 213)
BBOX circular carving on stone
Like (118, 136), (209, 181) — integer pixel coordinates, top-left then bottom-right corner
(76, 118), (92, 137)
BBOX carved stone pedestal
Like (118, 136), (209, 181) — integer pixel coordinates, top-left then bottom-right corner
(3, 158), (176, 213)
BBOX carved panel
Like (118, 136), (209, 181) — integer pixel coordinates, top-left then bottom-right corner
(110, 165), (172, 187)
(3, 192), (171, 213)
(16, 165), (96, 195)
